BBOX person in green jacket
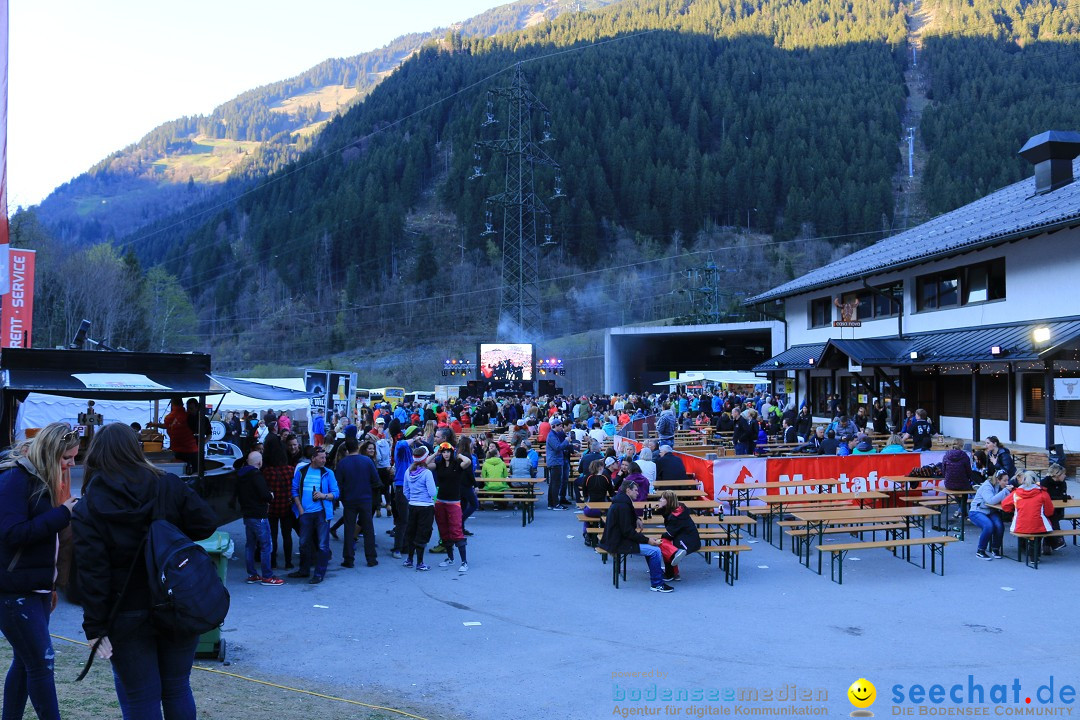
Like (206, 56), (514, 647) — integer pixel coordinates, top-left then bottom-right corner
(480, 447), (510, 492)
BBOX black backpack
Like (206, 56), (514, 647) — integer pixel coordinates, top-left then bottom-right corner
(78, 479), (229, 680)
(145, 511), (230, 637)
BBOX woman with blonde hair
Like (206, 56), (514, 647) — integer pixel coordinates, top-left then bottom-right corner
(0, 423), (81, 720)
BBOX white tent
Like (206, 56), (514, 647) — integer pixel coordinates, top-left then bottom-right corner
(15, 393), (156, 440)
(653, 371), (766, 388)
(214, 377), (309, 418)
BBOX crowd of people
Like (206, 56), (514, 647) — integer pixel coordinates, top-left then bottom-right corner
(0, 386), (1074, 717)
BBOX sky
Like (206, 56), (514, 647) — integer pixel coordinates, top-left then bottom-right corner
(6, 0), (505, 210)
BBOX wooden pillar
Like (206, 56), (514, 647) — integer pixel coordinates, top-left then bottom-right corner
(1044, 361), (1055, 450)
(970, 364), (981, 443)
(1007, 364), (1016, 443)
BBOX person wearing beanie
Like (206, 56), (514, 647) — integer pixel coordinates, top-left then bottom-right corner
(402, 445), (436, 571)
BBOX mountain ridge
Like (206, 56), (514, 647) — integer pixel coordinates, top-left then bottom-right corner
(32, 0), (620, 244)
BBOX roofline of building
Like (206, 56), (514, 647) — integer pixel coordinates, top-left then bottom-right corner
(743, 210), (1080, 306)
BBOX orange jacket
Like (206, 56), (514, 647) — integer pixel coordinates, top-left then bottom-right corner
(1002, 486), (1054, 534)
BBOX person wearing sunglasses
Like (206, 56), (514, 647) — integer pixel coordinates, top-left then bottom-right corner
(0, 423), (81, 720)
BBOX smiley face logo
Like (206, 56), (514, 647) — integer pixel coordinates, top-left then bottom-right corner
(847, 678), (876, 716)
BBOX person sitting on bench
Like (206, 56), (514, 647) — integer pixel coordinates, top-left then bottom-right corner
(970, 470), (1010, 560)
(656, 490), (701, 583)
(1002, 471), (1055, 549)
(599, 479), (671, 593)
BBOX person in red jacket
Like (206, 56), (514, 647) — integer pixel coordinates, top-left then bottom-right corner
(1002, 471), (1055, 537)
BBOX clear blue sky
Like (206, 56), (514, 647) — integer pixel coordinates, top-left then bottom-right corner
(7, 0), (504, 209)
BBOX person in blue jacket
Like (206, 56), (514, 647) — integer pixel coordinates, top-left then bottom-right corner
(0, 423), (81, 720)
(288, 447), (339, 584)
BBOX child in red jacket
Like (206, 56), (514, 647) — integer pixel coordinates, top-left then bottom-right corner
(1002, 471), (1055, 536)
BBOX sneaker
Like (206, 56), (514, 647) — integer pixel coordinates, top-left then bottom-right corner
(286, 570), (310, 578)
(367, 560), (379, 567)
(987, 549), (1003, 559)
(416, 563), (430, 572)
(245, 574), (262, 584)
(439, 558), (455, 568)
(429, 543), (447, 554)
(662, 574), (676, 582)
(650, 583), (675, 593)
(671, 548), (687, 566)
(975, 549), (993, 561)
(391, 551), (402, 560)
(669, 573), (682, 581)
(308, 575), (324, 584)
(463, 529), (474, 537)
(402, 559), (414, 568)
(458, 562), (469, 573)
(261, 576), (284, 586)
(340, 560), (355, 568)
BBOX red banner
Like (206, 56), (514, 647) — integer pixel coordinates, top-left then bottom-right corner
(0, 0), (10, 294)
(1, 247), (34, 347)
(765, 454), (926, 493)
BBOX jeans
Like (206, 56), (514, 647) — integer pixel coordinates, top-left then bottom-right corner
(108, 610), (198, 720)
(268, 515), (294, 567)
(734, 442), (750, 455)
(970, 511), (1004, 552)
(460, 486), (479, 522)
(297, 511), (330, 577)
(638, 544), (665, 587)
(243, 517), (272, 577)
(0, 593), (59, 720)
(547, 465), (565, 508)
(342, 499), (376, 564)
(391, 486), (409, 553)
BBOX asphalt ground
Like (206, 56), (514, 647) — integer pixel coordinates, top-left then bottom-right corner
(47, 479), (1080, 720)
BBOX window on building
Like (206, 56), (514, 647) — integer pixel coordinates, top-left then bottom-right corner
(941, 374), (1009, 420)
(916, 258), (1006, 312)
(873, 283), (903, 318)
(839, 283), (902, 321)
(809, 297), (831, 328)
(1023, 374), (1080, 425)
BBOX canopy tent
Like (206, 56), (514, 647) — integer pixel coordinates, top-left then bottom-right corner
(0, 348), (227, 400)
(15, 393), (155, 441)
(11, 376), (316, 440)
(210, 376), (312, 415)
(653, 371), (767, 388)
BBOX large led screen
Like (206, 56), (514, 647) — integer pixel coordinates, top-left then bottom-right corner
(478, 343), (533, 381)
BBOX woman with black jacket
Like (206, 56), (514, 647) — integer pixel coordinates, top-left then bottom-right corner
(984, 436), (1016, 479)
(598, 480), (671, 592)
(656, 490), (701, 582)
(71, 423), (217, 720)
(0, 423), (80, 720)
(581, 460), (614, 546)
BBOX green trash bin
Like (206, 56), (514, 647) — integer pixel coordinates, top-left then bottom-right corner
(194, 531), (232, 661)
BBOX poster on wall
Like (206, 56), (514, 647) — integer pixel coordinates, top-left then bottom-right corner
(304, 370), (330, 420)
(328, 371), (355, 419)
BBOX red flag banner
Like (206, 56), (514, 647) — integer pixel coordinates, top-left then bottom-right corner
(0, 0), (9, 294)
(1, 247), (34, 347)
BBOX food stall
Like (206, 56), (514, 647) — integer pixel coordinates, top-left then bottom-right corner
(0, 348), (315, 525)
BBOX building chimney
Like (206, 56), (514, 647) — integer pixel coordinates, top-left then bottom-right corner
(1019, 130), (1080, 194)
